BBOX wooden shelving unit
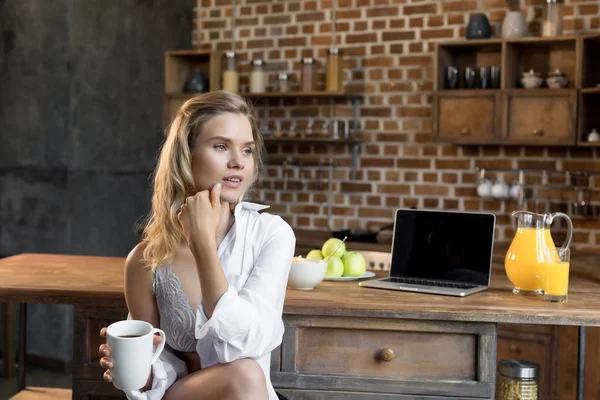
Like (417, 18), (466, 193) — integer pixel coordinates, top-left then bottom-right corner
(264, 137), (361, 145)
(163, 49), (364, 178)
(433, 35), (596, 146)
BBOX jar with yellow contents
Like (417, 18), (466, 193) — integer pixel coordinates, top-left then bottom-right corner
(496, 360), (539, 400)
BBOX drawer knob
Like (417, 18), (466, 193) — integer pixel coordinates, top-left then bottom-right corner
(460, 128), (470, 136)
(533, 129), (544, 136)
(380, 348), (395, 362)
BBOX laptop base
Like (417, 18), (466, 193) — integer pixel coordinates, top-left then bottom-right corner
(359, 278), (489, 297)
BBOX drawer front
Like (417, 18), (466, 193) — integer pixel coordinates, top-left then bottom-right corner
(295, 327), (476, 379)
(504, 92), (576, 144)
(272, 315), (496, 398)
(275, 389), (483, 400)
(435, 94), (498, 143)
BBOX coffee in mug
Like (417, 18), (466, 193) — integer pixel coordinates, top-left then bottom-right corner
(106, 320), (166, 391)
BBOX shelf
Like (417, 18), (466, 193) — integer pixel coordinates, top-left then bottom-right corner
(582, 87), (600, 94)
(577, 142), (600, 147)
(246, 91), (362, 100)
(164, 91), (363, 100)
(435, 89), (501, 95)
(264, 136), (361, 145)
(504, 88), (576, 94)
(166, 50), (211, 57)
(505, 36), (578, 45)
(437, 38), (504, 48)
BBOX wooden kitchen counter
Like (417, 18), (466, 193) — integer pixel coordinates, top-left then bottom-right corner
(1, 253), (599, 326)
(1, 252), (599, 399)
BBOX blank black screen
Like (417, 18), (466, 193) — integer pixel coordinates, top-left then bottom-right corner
(390, 209), (496, 286)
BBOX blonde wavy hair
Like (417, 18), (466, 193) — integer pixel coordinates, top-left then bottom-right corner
(141, 91), (265, 271)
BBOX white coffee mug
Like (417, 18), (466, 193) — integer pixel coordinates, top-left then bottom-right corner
(106, 320), (166, 391)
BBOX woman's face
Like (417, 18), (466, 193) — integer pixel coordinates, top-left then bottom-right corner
(191, 112), (256, 203)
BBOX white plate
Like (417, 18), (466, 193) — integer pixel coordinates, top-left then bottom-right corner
(324, 271), (376, 281)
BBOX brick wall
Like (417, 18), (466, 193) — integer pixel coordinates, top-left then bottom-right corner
(193, 0), (600, 249)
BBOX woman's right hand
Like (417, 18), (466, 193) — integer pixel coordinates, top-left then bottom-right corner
(99, 327), (163, 390)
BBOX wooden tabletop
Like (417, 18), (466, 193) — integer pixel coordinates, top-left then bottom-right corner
(1, 253), (600, 326)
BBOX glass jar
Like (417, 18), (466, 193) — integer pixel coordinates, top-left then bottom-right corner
(542, 0), (564, 37)
(249, 59), (266, 93)
(222, 51), (239, 93)
(300, 57), (316, 92)
(276, 72), (291, 93)
(496, 360), (539, 400)
(326, 48), (343, 92)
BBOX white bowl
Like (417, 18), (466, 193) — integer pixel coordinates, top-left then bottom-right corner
(287, 258), (327, 290)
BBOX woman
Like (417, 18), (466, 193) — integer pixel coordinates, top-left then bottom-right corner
(98, 91), (296, 400)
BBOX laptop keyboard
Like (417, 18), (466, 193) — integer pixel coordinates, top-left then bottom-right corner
(385, 277), (478, 290)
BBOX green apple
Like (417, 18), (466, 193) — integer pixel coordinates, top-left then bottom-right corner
(326, 256), (344, 277)
(342, 251), (367, 277)
(321, 238), (346, 259)
(306, 249), (324, 260)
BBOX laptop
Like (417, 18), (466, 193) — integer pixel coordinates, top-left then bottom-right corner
(359, 208), (496, 297)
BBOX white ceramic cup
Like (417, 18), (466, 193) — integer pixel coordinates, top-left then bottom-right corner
(106, 320), (166, 391)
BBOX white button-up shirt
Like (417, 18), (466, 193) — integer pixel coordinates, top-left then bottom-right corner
(124, 202), (296, 400)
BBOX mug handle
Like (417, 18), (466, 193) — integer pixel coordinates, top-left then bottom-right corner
(150, 328), (166, 364)
(550, 212), (573, 251)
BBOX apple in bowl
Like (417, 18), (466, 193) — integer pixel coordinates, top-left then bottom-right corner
(287, 257), (327, 290)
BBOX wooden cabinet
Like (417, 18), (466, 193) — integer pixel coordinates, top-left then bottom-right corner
(497, 324), (556, 399)
(433, 36), (594, 146)
(433, 91), (500, 144)
(503, 90), (577, 145)
(272, 315), (496, 399)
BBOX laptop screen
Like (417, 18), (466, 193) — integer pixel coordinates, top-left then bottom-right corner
(390, 209), (496, 286)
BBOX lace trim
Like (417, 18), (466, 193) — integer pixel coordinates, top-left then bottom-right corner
(154, 263), (197, 352)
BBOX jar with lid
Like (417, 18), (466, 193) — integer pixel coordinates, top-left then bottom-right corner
(542, 0), (564, 37)
(249, 59), (266, 93)
(222, 51), (239, 93)
(276, 72), (291, 93)
(496, 360), (539, 400)
(300, 57), (316, 92)
(326, 48), (343, 92)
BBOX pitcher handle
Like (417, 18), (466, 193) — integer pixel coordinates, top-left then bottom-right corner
(549, 212), (573, 251)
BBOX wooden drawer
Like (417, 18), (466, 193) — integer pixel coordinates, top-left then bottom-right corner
(502, 90), (577, 145)
(272, 315), (496, 399)
(275, 389), (481, 400)
(433, 92), (500, 144)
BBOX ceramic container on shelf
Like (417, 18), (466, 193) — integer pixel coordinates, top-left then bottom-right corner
(521, 69), (543, 89)
(588, 129), (600, 142)
(466, 13), (492, 39)
(546, 69), (568, 88)
(502, 11), (528, 38)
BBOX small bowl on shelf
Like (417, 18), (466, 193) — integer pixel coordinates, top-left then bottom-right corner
(546, 70), (568, 89)
(287, 257), (327, 290)
(521, 69), (543, 89)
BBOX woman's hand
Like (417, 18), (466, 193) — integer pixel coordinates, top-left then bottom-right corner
(177, 183), (222, 252)
(99, 327), (162, 392)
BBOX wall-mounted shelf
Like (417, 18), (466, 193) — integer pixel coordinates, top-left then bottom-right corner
(580, 87), (600, 94)
(264, 137), (361, 145)
(246, 91), (362, 100)
(433, 35), (598, 147)
(163, 49), (364, 179)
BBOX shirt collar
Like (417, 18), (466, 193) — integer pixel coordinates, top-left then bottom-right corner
(233, 201), (270, 216)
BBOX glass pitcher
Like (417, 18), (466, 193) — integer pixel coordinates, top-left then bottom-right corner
(505, 211), (573, 295)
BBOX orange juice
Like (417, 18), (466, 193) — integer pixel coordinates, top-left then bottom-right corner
(544, 261), (570, 296)
(505, 227), (556, 292)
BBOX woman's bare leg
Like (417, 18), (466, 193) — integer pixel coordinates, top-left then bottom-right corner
(163, 358), (268, 400)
